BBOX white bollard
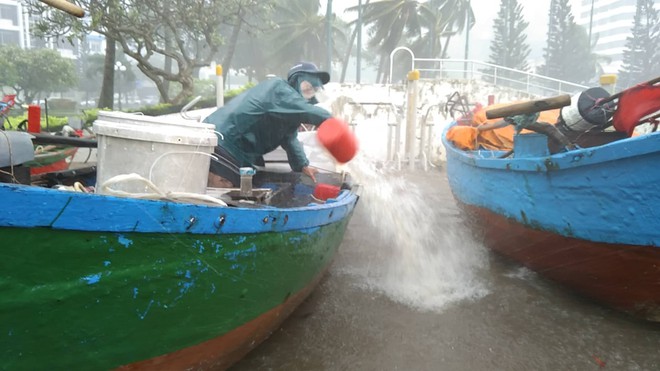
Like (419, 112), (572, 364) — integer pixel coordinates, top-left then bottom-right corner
(405, 70), (419, 170)
(216, 64), (224, 108)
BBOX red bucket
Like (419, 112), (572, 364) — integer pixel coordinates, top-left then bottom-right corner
(317, 118), (358, 163)
(313, 183), (341, 201)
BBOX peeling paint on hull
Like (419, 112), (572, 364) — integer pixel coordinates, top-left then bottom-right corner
(0, 183), (358, 370)
(460, 203), (660, 322)
(442, 124), (660, 321)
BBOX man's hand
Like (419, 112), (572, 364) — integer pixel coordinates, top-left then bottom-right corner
(302, 166), (318, 183)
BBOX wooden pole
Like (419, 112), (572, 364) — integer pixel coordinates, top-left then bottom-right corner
(38, 0), (85, 18)
(486, 94), (571, 120)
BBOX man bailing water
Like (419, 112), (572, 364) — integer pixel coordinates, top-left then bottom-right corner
(204, 61), (354, 188)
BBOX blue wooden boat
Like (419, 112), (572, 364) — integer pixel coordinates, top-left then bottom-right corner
(0, 130), (359, 369)
(441, 97), (660, 322)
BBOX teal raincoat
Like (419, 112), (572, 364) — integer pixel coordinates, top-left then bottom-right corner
(204, 78), (331, 171)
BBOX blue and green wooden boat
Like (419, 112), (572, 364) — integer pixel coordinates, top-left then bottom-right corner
(0, 163), (358, 369)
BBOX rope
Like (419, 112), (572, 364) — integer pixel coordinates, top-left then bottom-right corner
(148, 151), (219, 183)
(0, 130), (18, 184)
(100, 173), (227, 206)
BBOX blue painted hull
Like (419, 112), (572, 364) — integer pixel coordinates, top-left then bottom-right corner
(442, 124), (660, 321)
(0, 182), (356, 234)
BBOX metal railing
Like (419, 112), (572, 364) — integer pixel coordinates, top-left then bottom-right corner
(389, 47), (589, 97)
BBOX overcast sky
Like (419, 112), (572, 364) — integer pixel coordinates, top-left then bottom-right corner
(325, 0), (583, 64)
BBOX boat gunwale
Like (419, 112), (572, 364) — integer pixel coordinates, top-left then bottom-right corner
(0, 182), (359, 234)
(441, 122), (660, 172)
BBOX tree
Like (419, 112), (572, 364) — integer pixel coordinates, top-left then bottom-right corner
(417, 0), (475, 59)
(487, 0), (530, 72)
(26, 0), (273, 105)
(340, 0), (371, 83)
(0, 45), (77, 104)
(618, 0), (660, 88)
(350, 0), (425, 83)
(538, 0), (598, 84)
(265, 0), (347, 76)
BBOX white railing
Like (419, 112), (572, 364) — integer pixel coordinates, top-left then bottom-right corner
(389, 47), (589, 97)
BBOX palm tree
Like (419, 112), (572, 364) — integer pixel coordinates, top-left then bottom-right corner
(349, 0), (425, 83)
(340, 0), (371, 83)
(266, 0), (347, 76)
(417, 0), (475, 59)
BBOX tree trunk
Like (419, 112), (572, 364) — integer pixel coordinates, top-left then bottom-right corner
(163, 30), (173, 98)
(377, 53), (388, 84)
(339, 0), (370, 83)
(222, 11), (244, 83)
(97, 37), (116, 109)
(171, 73), (194, 105)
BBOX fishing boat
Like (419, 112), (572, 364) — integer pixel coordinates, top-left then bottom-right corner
(441, 84), (660, 322)
(0, 109), (359, 369)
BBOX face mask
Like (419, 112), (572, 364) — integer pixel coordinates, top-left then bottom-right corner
(300, 80), (318, 101)
(314, 88), (329, 103)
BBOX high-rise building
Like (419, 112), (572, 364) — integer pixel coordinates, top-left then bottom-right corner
(0, 0), (105, 59)
(574, 0), (660, 73)
(0, 0), (29, 47)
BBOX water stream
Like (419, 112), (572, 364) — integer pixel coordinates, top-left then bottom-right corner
(336, 155), (490, 312)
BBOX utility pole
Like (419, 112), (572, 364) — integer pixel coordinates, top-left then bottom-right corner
(588, 0), (595, 49)
(357, 0), (362, 83)
(326, 0), (333, 75)
(463, 0), (471, 79)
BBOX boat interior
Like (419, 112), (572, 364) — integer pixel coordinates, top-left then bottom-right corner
(0, 133), (352, 209)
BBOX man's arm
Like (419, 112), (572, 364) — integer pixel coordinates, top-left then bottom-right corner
(280, 131), (308, 172)
(268, 81), (332, 126)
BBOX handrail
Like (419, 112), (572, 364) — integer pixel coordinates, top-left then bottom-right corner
(388, 49), (589, 97)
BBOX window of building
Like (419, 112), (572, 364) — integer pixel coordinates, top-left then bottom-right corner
(0, 29), (20, 45)
(0, 4), (18, 26)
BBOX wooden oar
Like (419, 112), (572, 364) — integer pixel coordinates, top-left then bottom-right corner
(38, 0), (85, 18)
(485, 94), (571, 120)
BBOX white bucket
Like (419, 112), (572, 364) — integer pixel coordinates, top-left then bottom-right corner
(93, 111), (218, 196)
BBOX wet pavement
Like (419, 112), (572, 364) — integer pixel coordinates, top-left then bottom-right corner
(232, 166), (660, 371)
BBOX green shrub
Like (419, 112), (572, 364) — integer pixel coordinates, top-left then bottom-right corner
(78, 83), (257, 127)
(4, 112), (71, 133)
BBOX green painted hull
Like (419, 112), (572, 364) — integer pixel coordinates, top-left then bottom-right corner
(0, 219), (349, 369)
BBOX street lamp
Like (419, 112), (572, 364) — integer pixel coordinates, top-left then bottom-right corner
(114, 61), (126, 110)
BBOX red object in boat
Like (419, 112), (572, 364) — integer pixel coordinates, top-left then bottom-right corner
(612, 83), (660, 136)
(313, 183), (340, 201)
(27, 105), (41, 133)
(317, 118), (358, 163)
(30, 159), (69, 175)
(29, 147), (78, 175)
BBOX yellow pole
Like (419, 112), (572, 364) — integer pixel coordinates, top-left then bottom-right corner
(599, 74), (617, 95)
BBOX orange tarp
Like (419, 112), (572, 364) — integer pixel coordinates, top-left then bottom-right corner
(446, 103), (561, 151)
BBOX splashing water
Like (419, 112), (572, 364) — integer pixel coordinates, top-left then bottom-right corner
(337, 154), (490, 312)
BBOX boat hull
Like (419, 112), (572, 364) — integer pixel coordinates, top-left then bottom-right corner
(457, 203), (660, 321)
(442, 125), (660, 321)
(0, 183), (357, 369)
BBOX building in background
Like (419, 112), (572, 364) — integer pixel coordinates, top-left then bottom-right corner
(0, 0), (28, 47)
(575, 0), (660, 73)
(0, 0), (105, 58)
